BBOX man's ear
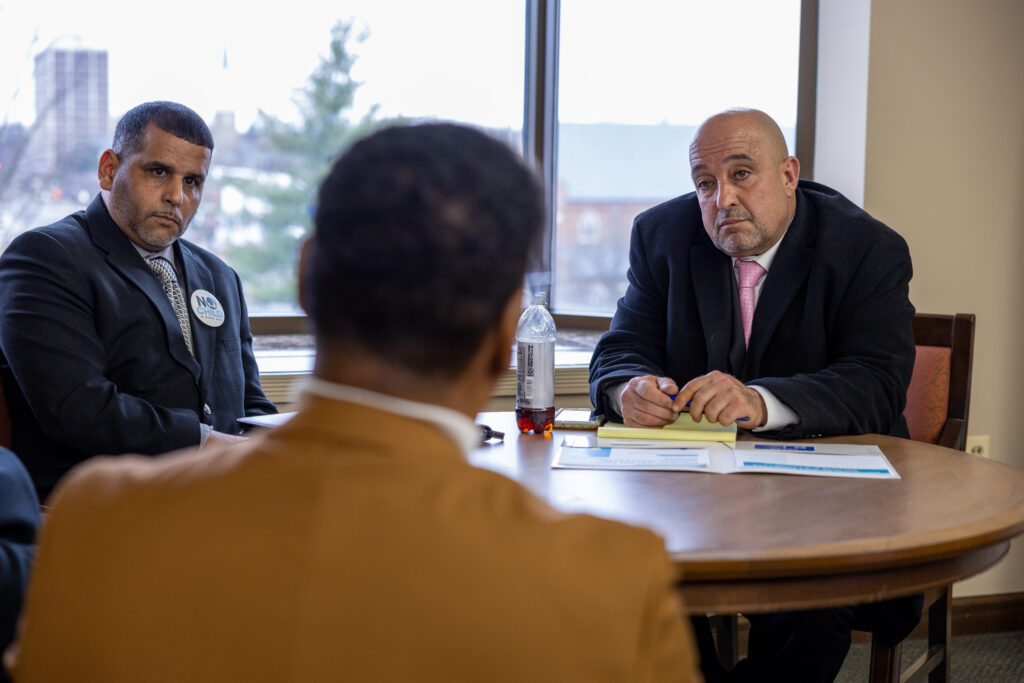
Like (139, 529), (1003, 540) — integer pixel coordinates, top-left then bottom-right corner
(297, 238), (313, 315)
(780, 155), (800, 195)
(98, 149), (120, 191)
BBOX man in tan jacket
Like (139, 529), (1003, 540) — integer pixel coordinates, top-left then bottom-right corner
(6, 123), (702, 682)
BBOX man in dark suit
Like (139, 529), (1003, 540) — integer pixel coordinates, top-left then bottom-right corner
(590, 109), (920, 682)
(0, 101), (276, 501)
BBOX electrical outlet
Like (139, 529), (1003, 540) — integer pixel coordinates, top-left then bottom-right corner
(966, 435), (990, 458)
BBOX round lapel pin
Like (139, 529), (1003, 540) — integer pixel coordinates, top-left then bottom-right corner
(190, 289), (226, 327)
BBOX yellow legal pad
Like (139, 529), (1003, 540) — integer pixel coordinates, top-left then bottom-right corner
(596, 412), (737, 443)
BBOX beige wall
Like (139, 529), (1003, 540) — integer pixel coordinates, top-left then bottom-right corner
(863, 0), (1024, 596)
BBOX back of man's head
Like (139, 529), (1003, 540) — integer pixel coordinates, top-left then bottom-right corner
(306, 123), (544, 378)
(112, 101), (215, 157)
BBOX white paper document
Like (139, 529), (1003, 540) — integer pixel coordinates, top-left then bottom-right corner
(554, 445), (717, 472)
(731, 442), (899, 478)
(552, 440), (899, 479)
(237, 412), (296, 428)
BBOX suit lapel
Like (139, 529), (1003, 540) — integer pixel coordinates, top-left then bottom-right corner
(177, 242), (217, 396)
(746, 194), (814, 366)
(690, 245), (735, 372)
(85, 196), (200, 379)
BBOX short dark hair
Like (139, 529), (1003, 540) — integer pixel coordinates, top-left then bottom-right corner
(307, 123), (544, 377)
(112, 101), (214, 157)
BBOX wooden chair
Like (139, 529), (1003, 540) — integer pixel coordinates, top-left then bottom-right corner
(712, 312), (976, 683)
(866, 312), (975, 683)
(902, 313), (975, 451)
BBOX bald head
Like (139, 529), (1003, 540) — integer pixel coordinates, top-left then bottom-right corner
(690, 108), (790, 169)
(688, 109), (800, 258)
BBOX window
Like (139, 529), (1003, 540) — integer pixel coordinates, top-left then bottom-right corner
(0, 0), (809, 329)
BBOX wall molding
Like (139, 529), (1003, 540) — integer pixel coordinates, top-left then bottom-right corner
(944, 592), (1024, 637)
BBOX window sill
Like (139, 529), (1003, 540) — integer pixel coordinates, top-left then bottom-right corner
(254, 330), (600, 409)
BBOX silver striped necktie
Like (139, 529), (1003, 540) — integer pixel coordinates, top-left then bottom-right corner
(147, 256), (195, 357)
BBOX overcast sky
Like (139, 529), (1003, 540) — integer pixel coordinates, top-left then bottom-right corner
(1, 0), (800, 131)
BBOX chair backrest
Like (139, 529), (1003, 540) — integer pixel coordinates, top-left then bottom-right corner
(903, 313), (975, 450)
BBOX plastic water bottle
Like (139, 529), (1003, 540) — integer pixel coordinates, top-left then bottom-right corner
(516, 291), (556, 434)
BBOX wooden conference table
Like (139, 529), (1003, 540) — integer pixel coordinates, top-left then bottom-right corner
(470, 412), (1024, 615)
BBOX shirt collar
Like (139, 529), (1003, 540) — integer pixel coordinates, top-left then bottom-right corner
(133, 242), (175, 263)
(299, 377), (480, 457)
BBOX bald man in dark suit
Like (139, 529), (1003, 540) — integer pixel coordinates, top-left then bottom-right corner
(590, 109), (921, 682)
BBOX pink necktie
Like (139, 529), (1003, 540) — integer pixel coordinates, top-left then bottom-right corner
(737, 259), (766, 347)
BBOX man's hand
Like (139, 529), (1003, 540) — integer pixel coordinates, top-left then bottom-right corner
(204, 430), (249, 448)
(676, 370), (766, 429)
(619, 375), (682, 427)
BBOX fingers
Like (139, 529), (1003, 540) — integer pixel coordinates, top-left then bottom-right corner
(618, 372), (767, 429)
(677, 371), (765, 428)
(620, 375), (680, 427)
(206, 431), (249, 447)
(655, 376), (680, 396)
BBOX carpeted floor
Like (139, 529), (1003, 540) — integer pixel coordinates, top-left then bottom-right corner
(835, 631), (1024, 682)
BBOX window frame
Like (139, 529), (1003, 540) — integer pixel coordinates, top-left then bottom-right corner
(251, 0), (819, 337)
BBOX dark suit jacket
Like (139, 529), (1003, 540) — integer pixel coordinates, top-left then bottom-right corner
(0, 447), (38, 671)
(590, 180), (915, 439)
(0, 195), (276, 499)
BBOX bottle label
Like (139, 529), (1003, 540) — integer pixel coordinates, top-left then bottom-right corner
(516, 340), (554, 408)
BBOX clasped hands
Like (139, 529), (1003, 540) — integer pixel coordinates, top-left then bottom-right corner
(619, 371), (766, 429)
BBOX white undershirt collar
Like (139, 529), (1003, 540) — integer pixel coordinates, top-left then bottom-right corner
(300, 377), (480, 457)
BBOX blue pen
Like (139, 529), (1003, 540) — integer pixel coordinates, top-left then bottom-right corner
(668, 395), (749, 421)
